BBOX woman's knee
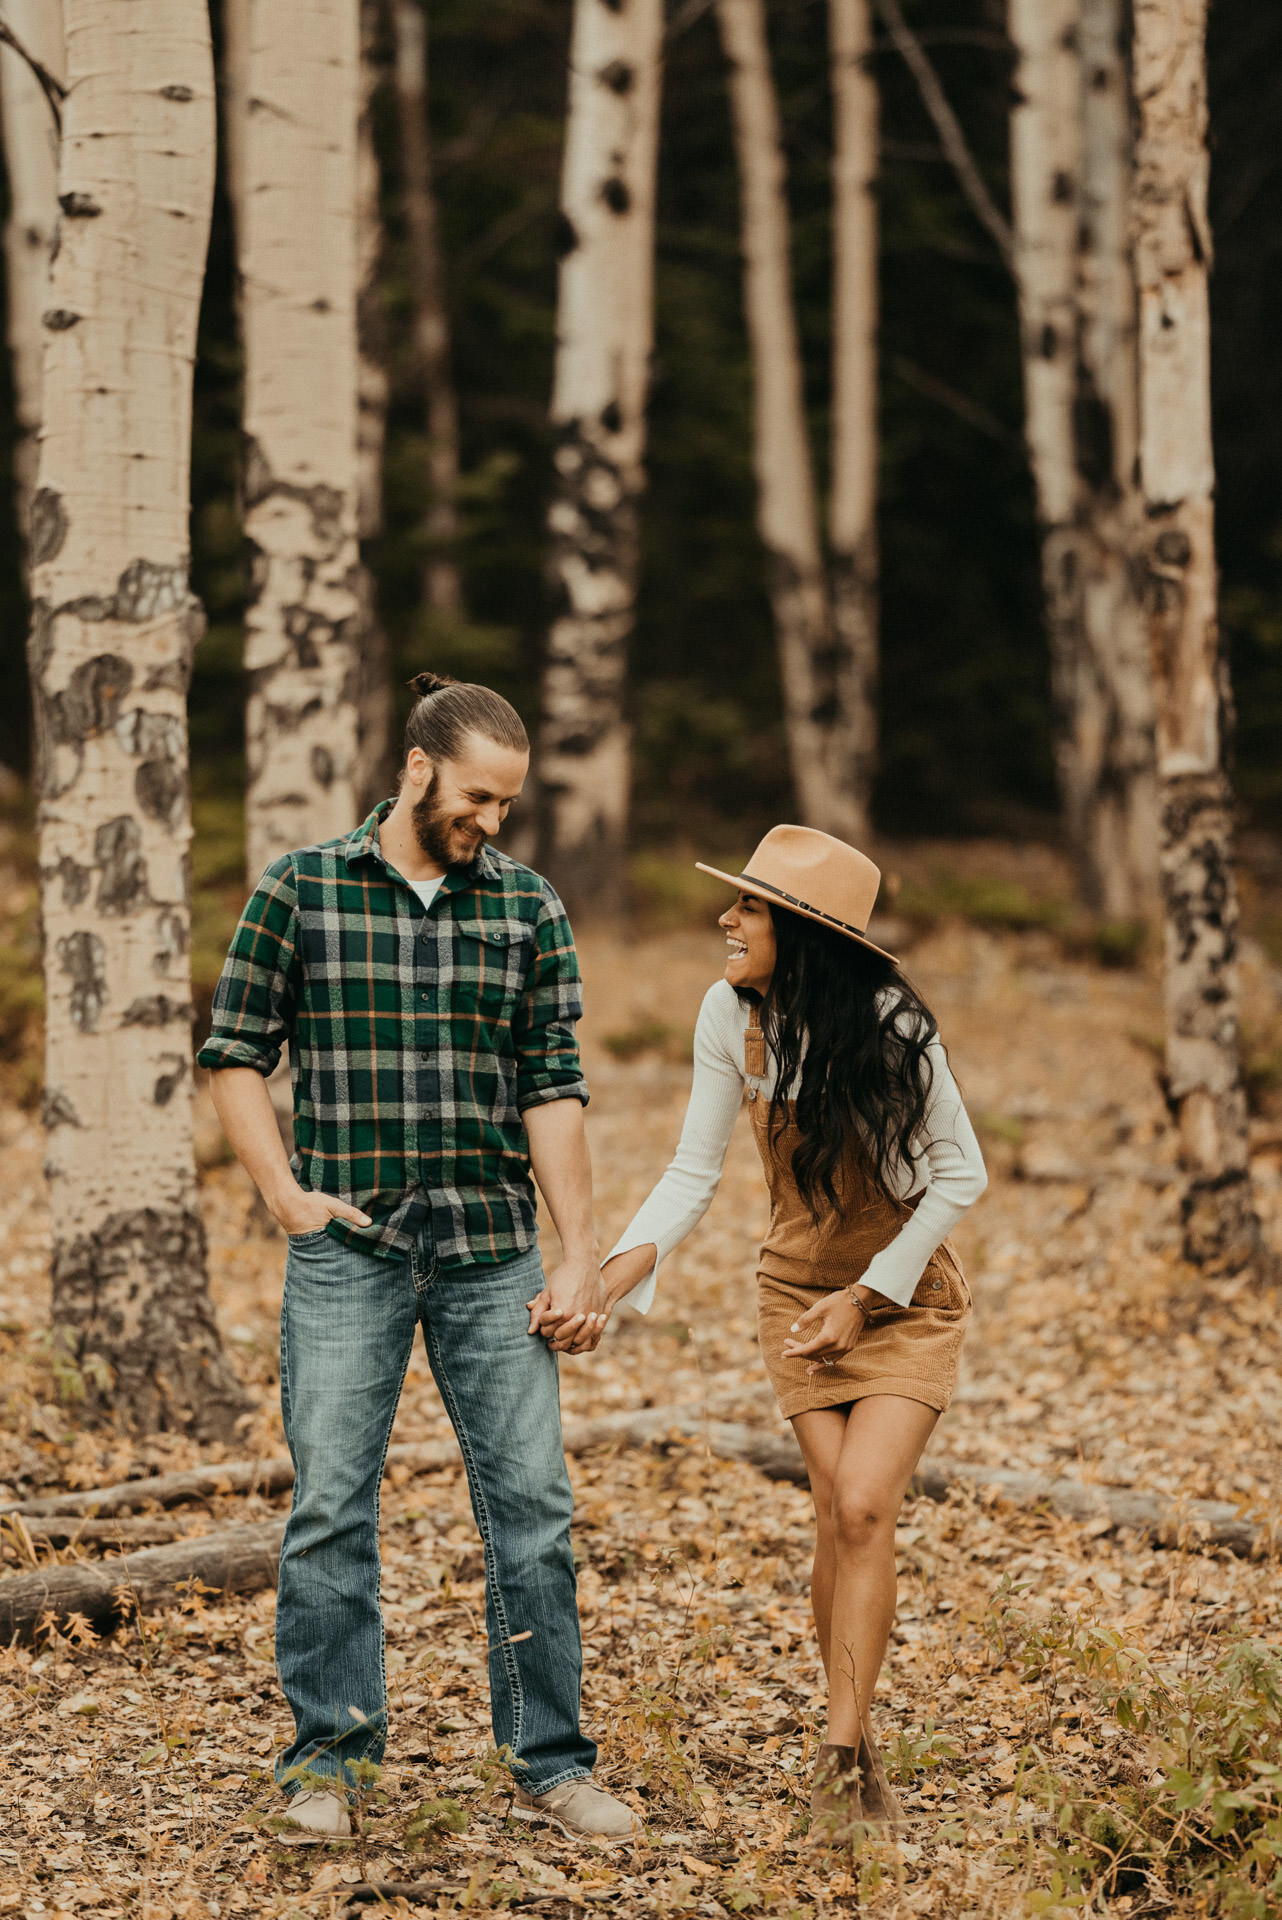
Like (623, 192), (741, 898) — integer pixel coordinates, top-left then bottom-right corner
(830, 1483), (897, 1555)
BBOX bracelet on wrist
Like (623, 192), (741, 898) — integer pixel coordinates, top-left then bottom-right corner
(846, 1286), (872, 1323)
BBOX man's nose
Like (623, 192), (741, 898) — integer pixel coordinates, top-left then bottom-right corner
(476, 802), (503, 836)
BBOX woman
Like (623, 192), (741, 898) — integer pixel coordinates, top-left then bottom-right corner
(598, 826), (986, 1836)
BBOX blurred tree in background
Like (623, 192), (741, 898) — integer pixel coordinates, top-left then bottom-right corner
(0, 0), (1276, 856)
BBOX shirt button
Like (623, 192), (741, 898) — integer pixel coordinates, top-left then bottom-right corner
(489, 931), (502, 943)
(930, 1278), (943, 1289)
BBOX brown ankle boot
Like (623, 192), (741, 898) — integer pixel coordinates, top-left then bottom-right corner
(809, 1742), (863, 1842)
(856, 1728), (908, 1831)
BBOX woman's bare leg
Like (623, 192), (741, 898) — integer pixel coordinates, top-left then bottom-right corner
(790, 1405), (849, 1680)
(792, 1395), (938, 1746)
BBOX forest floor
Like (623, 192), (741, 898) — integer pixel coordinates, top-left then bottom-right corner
(2, 838), (1282, 1917)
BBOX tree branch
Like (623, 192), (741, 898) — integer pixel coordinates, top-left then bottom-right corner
(873, 0), (1014, 273)
(0, 14), (65, 134)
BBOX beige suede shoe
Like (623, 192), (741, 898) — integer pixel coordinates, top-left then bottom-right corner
(809, 1742), (864, 1844)
(513, 1777), (639, 1845)
(275, 1786), (352, 1845)
(857, 1729), (909, 1832)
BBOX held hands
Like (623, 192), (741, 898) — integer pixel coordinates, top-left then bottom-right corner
(782, 1289), (870, 1374)
(274, 1185), (373, 1236)
(526, 1253), (609, 1355)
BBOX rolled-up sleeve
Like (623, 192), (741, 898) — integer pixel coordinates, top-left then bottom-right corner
(196, 858), (300, 1077)
(512, 886), (588, 1111)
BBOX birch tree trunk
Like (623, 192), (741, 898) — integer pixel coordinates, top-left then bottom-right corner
(827, 0), (878, 841)
(716, 0), (857, 840)
(0, 0), (64, 544)
(27, 0), (249, 1437)
(240, 0), (366, 880)
(1008, 0), (1085, 859)
(392, 0), (462, 618)
(1072, 0), (1158, 921)
(1131, 0), (1261, 1271)
(538, 0), (664, 916)
(355, 0), (393, 810)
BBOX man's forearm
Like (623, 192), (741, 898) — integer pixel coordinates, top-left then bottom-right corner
(523, 1097), (598, 1260)
(209, 1067), (298, 1214)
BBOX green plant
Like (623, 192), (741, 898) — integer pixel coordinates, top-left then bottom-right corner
(987, 1582), (1282, 1915)
(405, 1795), (469, 1850)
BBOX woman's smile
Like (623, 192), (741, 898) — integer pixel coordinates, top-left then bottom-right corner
(719, 891), (776, 993)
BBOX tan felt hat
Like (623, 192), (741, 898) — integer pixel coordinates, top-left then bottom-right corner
(696, 824), (897, 963)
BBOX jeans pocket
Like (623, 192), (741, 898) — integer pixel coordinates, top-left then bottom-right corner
(287, 1228), (330, 1247)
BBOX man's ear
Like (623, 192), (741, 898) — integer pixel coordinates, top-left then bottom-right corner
(403, 746), (434, 791)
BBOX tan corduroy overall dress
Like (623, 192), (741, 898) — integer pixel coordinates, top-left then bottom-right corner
(744, 1009), (971, 1420)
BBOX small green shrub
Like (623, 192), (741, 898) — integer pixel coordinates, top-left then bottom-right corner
(987, 1581), (1282, 1916)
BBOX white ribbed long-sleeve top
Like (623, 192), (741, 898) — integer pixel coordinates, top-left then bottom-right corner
(606, 979), (987, 1314)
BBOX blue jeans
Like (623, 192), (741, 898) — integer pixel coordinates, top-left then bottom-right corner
(274, 1228), (597, 1795)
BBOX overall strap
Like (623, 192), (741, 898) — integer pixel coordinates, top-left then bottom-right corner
(744, 1003), (766, 1080)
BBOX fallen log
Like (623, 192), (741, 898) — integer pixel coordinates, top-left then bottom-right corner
(4, 1514), (190, 1548)
(0, 1521), (285, 1643)
(1, 1408), (788, 1521)
(2, 1410), (1274, 1640)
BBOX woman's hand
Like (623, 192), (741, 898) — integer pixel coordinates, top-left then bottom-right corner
(782, 1290), (868, 1373)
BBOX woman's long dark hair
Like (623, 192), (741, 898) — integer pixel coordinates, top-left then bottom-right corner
(757, 904), (939, 1219)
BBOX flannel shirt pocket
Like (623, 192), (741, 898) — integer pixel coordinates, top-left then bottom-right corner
(455, 921), (535, 1028)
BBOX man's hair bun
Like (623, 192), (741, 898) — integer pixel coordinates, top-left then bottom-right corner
(407, 670), (457, 699)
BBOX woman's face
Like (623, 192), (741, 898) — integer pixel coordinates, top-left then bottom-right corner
(720, 890), (777, 994)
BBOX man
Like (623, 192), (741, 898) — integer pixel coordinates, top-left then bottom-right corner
(198, 672), (632, 1844)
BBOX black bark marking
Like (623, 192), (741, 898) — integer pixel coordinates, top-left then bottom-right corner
(152, 908), (188, 975)
(41, 1088), (82, 1130)
(30, 489), (67, 565)
(58, 192), (101, 218)
(555, 212), (580, 259)
(242, 436), (345, 546)
(94, 816), (149, 915)
(113, 558), (189, 622)
(49, 1206), (251, 1440)
(1039, 323), (1058, 359)
(1155, 529), (1190, 567)
(56, 856), (91, 907)
(600, 400), (623, 434)
(160, 84), (194, 101)
(120, 710), (187, 828)
(58, 654), (134, 740)
(1051, 170), (1074, 205)
(311, 745), (335, 789)
(600, 60), (634, 94)
(122, 995), (193, 1030)
(152, 1054), (187, 1106)
(601, 176), (631, 215)
(56, 931), (107, 1032)
(42, 309), (80, 330)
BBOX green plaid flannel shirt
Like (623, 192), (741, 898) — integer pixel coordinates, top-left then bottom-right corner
(196, 802), (588, 1267)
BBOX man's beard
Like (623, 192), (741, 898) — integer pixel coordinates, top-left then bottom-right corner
(411, 770), (485, 870)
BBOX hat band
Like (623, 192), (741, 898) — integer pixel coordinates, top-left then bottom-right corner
(739, 870), (869, 940)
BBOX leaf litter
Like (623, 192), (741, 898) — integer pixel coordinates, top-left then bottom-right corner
(0, 905), (1280, 1917)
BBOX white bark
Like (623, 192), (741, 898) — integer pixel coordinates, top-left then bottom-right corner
(1009, 0), (1158, 920)
(827, 0), (878, 841)
(392, 0), (463, 617)
(717, 0), (864, 841)
(240, 0), (365, 881)
(27, 0), (248, 1436)
(539, 0), (664, 915)
(1132, 0), (1260, 1271)
(0, 0), (64, 539)
(1071, 0), (1158, 920)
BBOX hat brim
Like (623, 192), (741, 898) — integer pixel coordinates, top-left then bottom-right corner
(694, 861), (898, 964)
